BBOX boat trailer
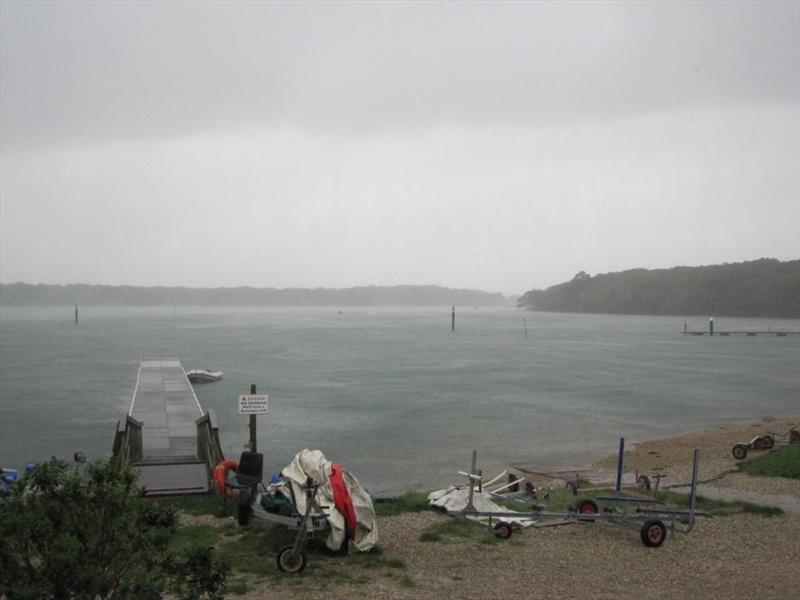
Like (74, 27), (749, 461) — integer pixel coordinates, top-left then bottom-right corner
(732, 427), (799, 460)
(453, 440), (710, 547)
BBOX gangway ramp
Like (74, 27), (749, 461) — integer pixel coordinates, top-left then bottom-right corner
(115, 358), (213, 496)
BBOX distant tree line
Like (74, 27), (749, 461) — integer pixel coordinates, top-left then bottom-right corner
(517, 259), (800, 318)
(0, 283), (509, 307)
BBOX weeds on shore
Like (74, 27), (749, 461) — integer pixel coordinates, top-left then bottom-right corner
(154, 494), (418, 595)
(739, 445), (800, 479)
(373, 491), (432, 516)
(156, 493), (236, 517)
(655, 490), (783, 517)
(418, 516), (503, 545)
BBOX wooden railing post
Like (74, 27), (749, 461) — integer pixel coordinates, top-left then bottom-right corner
(196, 414), (210, 464)
(196, 409), (224, 475)
(111, 414), (143, 472)
(126, 416), (143, 463)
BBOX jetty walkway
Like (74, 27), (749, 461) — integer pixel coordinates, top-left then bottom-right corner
(111, 358), (224, 496)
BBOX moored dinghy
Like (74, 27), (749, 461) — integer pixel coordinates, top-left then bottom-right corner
(186, 369), (223, 383)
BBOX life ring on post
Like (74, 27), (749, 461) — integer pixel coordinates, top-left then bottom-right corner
(214, 459), (240, 499)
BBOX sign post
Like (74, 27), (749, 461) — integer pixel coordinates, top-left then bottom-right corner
(239, 385), (269, 453)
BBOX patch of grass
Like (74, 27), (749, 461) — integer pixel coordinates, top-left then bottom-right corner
(374, 491), (432, 516)
(398, 574), (415, 588)
(349, 552), (407, 571)
(418, 516), (499, 545)
(419, 531), (443, 542)
(155, 494), (236, 518)
(385, 558), (406, 570)
(225, 579), (249, 595)
(656, 490), (783, 517)
(169, 525), (221, 555)
(739, 445), (800, 479)
(478, 536), (501, 545)
(216, 526), (286, 578)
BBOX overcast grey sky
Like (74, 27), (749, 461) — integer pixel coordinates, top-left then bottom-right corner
(1, 1), (798, 295)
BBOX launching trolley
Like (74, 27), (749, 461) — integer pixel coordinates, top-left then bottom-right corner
(452, 439), (710, 547)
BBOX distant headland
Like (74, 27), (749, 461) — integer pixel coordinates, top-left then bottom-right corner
(518, 258), (800, 319)
(0, 283), (509, 307)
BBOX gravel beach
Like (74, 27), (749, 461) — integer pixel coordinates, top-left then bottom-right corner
(233, 416), (800, 599)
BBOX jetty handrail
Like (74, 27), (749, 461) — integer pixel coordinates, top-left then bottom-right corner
(111, 414), (143, 471)
(196, 409), (225, 471)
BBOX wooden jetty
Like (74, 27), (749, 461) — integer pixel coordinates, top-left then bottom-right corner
(111, 358), (225, 496)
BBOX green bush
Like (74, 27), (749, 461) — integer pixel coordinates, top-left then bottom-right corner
(0, 458), (229, 599)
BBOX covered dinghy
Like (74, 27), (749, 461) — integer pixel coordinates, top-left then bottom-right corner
(280, 449), (378, 552)
(428, 487), (535, 528)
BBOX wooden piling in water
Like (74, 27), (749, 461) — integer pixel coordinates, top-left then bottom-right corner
(451, 306), (455, 332)
(74, 304), (78, 325)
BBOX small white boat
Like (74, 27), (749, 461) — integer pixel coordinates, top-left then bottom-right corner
(186, 369), (223, 384)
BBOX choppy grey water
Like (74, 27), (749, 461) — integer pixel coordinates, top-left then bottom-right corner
(1, 306), (798, 495)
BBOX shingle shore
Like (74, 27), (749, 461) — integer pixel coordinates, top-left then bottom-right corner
(234, 416), (799, 599)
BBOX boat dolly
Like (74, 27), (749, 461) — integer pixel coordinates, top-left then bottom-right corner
(731, 427), (799, 460)
(453, 439), (710, 547)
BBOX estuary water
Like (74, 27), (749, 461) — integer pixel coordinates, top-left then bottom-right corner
(1, 306), (798, 495)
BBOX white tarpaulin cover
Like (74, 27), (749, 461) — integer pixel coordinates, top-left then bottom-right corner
(428, 486), (535, 527)
(280, 449), (378, 552)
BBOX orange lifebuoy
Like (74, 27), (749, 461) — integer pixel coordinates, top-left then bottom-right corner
(214, 459), (239, 499)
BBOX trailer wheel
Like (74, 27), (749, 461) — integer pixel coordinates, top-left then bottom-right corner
(576, 499), (598, 522)
(276, 546), (307, 573)
(565, 482), (577, 495)
(493, 521), (513, 539)
(762, 435), (775, 449)
(640, 519), (667, 547)
(637, 475), (651, 491)
(732, 444), (748, 460)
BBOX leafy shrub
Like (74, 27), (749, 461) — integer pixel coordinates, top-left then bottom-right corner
(0, 458), (228, 599)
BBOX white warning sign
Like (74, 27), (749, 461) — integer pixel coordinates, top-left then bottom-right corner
(238, 394), (269, 415)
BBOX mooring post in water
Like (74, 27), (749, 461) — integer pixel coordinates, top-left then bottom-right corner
(615, 437), (625, 495)
(709, 317), (714, 336)
(451, 305), (455, 332)
(523, 317), (528, 339)
(683, 319), (687, 333)
(249, 384), (257, 453)
(74, 304), (78, 325)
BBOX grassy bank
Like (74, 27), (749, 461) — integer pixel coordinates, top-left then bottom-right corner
(739, 445), (800, 479)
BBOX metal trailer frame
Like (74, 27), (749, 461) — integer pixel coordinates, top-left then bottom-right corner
(454, 442), (710, 547)
(513, 438), (662, 496)
(239, 477), (331, 573)
(249, 503), (330, 534)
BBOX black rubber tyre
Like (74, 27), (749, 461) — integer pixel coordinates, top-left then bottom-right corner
(732, 444), (748, 460)
(762, 435), (775, 449)
(576, 499), (598, 522)
(640, 519), (667, 547)
(565, 481), (578, 495)
(493, 521), (513, 540)
(276, 546), (307, 573)
(637, 475), (651, 491)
